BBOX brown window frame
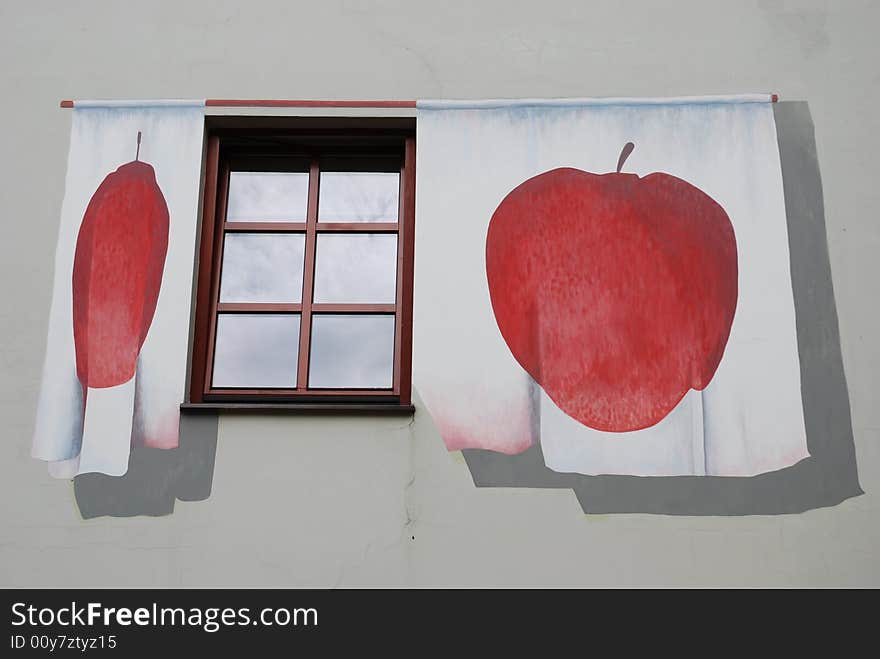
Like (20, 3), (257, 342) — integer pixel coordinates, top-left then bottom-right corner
(187, 118), (416, 412)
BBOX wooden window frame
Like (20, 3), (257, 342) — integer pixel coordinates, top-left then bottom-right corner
(186, 119), (416, 413)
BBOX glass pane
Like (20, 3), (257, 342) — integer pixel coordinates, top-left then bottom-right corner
(219, 233), (305, 303)
(227, 172), (309, 222)
(313, 234), (397, 304)
(309, 315), (395, 389)
(318, 172), (399, 222)
(212, 314), (300, 388)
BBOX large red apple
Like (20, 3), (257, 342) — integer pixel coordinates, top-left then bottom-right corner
(72, 132), (169, 392)
(486, 143), (738, 432)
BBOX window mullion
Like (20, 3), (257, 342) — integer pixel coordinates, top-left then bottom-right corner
(296, 159), (320, 390)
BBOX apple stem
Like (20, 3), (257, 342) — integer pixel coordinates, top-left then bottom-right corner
(616, 142), (635, 173)
(135, 131), (142, 161)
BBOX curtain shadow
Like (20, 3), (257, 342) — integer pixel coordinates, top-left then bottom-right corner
(73, 413), (217, 519)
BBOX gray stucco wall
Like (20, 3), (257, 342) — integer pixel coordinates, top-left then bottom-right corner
(1, 0), (877, 587)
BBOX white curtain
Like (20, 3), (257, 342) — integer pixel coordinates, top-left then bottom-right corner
(413, 95), (809, 476)
(32, 102), (204, 478)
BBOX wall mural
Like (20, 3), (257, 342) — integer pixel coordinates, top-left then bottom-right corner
(32, 103), (204, 480)
(413, 96), (861, 513)
(30, 97), (859, 518)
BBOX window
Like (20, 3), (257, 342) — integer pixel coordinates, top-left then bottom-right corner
(188, 119), (415, 410)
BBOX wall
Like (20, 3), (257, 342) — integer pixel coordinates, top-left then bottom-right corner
(1, 0), (878, 587)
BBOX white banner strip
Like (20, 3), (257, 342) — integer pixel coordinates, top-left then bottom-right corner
(417, 94), (776, 110)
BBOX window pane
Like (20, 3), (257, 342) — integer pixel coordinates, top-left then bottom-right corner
(219, 233), (305, 303)
(313, 234), (397, 304)
(318, 172), (399, 222)
(212, 314), (300, 388)
(309, 315), (395, 389)
(227, 172), (309, 222)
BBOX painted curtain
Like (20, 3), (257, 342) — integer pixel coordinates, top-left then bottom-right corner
(32, 102), (204, 478)
(413, 95), (810, 477)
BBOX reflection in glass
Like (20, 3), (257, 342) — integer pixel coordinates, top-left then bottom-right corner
(212, 314), (300, 387)
(227, 172), (309, 222)
(318, 172), (399, 222)
(309, 315), (395, 388)
(219, 233), (305, 303)
(313, 234), (397, 304)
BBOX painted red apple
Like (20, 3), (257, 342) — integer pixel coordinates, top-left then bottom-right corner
(486, 143), (738, 432)
(72, 132), (169, 392)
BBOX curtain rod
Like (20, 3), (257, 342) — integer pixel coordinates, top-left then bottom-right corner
(59, 99), (418, 109)
(59, 95), (779, 109)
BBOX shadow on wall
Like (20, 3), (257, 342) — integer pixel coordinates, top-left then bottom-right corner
(462, 101), (863, 515)
(73, 413), (217, 518)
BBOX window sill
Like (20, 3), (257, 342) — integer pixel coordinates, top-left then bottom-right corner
(180, 402), (415, 416)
